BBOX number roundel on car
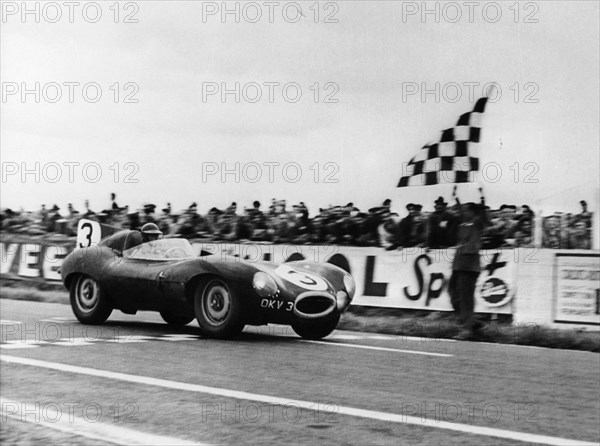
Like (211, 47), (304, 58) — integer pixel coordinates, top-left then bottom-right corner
(274, 265), (328, 291)
(76, 219), (101, 250)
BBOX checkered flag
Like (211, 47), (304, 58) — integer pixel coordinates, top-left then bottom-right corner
(397, 97), (488, 187)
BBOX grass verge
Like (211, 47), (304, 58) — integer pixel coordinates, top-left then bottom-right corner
(339, 307), (600, 352)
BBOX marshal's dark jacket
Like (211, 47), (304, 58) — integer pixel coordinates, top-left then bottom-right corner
(452, 202), (489, 273)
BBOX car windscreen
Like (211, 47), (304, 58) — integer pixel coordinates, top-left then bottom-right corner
(123, 238), (196, 261)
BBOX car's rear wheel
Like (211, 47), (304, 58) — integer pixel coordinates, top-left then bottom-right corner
(70, 274), (112, 324)
(291, 314), (340, 340)
(194, 278), (244, 338)
(160, 311), (194, 327)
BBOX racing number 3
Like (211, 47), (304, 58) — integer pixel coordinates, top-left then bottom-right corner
(79, 223), (93, 248)
(76, 219), (101, 250)
(275, 265), (328, 291)
(287, 270), (317, 286)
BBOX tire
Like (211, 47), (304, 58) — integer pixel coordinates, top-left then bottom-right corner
(70, 274), (112, 324)
(160, 311), (195, 327)
(291, 314), (341, 340)
(194, 278), (245, 338)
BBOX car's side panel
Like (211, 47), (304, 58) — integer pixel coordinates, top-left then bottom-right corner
(102, 259), (159, 310)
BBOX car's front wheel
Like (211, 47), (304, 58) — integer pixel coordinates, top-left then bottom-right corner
(160, 311), (195, 327)
(70, 274), (112, 324)
(194, 278), (245, 338)
(291, 314), (340, 340)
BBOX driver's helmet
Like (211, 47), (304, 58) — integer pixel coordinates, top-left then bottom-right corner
(141, 222), (163, 242)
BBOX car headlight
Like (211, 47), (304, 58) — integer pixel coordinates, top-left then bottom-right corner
(343, 274), (356, 298)
(336, 291), (349, 311)
(253, 272), (278, 297)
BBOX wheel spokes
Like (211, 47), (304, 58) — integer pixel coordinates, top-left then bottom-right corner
(77, 277), (99, 312)
(204, 284), (231, 324)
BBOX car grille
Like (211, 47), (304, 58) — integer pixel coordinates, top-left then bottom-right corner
(294, 292), (336, 319)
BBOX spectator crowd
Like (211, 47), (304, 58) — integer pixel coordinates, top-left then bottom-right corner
(0, 193), (593, 250)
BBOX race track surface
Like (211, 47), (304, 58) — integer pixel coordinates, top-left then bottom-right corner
(1, 299), (599, 445)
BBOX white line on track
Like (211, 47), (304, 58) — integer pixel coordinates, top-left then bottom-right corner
(0, 397), (206, 446)
(39, 318), (79, 323)
(331, 334), (456, 343)
(400, 335), (456, 343)
(301, 340), (453, 357)
(0, 343), (38, 349)
(360, 334), (456, 343)
(2, 355), (596, 446)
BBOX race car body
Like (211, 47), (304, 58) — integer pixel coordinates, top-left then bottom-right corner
(60, 219), (355, 339)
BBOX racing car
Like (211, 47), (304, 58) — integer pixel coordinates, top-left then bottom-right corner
(60, 219), (356, 339)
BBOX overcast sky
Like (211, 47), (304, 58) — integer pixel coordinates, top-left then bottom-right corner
(1, 1), (598, 215)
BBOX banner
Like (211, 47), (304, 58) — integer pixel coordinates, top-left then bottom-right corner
(0, 239), (73, 282)
(554, 253), (600, 325)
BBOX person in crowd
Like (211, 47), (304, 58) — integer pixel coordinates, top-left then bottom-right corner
(449, 187), (489, 340)
(38, 204), (48, 224)
(188, 202), (202, 228)
(309, 211), (327, 244)
(568, 220), (591, 249)
(211, 209), (236, 241)
(45, 205), (62, 232)
(213, 202), (236, 239)
(125, 210), (141, 231)
(103, 207), (122, 228)
(337, 202), (361, 243)
(267, 199), (286, 219)
(110, 193), (119, 211)
(157, 203), (174, 235)
(378, 213), (401, 249)
(520, 205), (535, 220)
(64, 203), (80, 236)
(542, 214), (562, 249)
(350, 212), (371, 246)
(268, 198), (278, 217)
(0, 208), (18, 231)
(405, 204), (427, 247)
(387, 203), (423, 249)
(21, 206), (46, 235)
(246, 201), (263, 221)
(67, 203), (79, 217)
(235, 209), (254, 241)
(225, 202), (237, 216)
(188, 202), (210, 237)
(289, 203), (312, 243)
(573, 200), (592, 228)
(244, 201), (268, 241)
(514, 218), (534, 246)
(565, 213), (575, 230)
(428, 196), (458, 249)
(270, 209), (291, 243)
(82, 200), (96, 218)
(141, 204), (157, 225)
(176, 205), (198, 238)
(486, 204), (518, 247)
(363, 199), (392, 246)
(319, 206), (342, 244)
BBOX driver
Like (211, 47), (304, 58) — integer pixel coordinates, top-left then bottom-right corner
(141, 222), (163, 243)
